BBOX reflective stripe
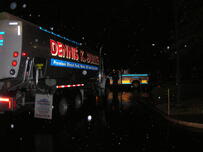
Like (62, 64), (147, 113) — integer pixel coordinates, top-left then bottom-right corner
(56, 84), (84, 88)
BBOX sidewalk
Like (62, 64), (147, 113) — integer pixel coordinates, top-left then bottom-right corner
(139, 84), (203, 131)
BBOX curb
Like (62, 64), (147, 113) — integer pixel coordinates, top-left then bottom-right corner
(164, 115), (203, 129)
(139, 98), (203, 132)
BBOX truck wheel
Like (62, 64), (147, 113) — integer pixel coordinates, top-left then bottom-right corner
(74, 93), (82, 109)
(58, 97), (69, 117)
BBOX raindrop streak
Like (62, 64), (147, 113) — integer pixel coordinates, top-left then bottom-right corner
(87, 115), (92, 122)
(10, 2), (17, 10)
(22, 4), (27, 8)
(10, 124), (15, 129)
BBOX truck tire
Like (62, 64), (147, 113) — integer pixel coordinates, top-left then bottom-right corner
(74, 92), (82, 109)
(58, 97), (69, 117)
(52, 95), (70, 123)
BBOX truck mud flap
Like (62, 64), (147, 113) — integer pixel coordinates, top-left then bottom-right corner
(34, 94), (53, 120)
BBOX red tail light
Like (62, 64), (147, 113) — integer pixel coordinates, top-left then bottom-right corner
(22, 52), (28, 56)
(11, 60), (17, 66)
(13, 51), (19, 57)
(0, 97), (11, 109)
(0, 96), (16, 111)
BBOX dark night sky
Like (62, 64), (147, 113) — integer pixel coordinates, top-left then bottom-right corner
(0, 0), (173, 71)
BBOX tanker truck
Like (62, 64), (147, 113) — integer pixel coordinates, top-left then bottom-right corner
(0, 12), (101, 120)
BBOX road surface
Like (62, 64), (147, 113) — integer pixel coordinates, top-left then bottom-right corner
(0, 88), (202, 152)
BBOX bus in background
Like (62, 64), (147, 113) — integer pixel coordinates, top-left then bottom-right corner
(109, 73), (149, 89)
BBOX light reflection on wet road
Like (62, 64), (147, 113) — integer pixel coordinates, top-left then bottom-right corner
(1, 89), (203, 152)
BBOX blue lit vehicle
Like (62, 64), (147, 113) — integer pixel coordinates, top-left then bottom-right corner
(109, 73), (149, 88)
(0, 12), (101, 119)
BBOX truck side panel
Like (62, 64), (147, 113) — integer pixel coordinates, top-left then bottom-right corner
(21, 21), (99, 84)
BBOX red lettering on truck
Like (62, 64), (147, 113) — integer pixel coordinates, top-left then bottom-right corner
(50, 39), (58, 56)
(50, 39), (99, 65)
(50, 39), (79, 61)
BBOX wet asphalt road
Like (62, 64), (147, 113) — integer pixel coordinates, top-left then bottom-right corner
(1, 89), (203, 152)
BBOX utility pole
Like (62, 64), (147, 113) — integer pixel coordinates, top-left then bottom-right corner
(174, 0), (181, 104)
(99, 45), (104, 84)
